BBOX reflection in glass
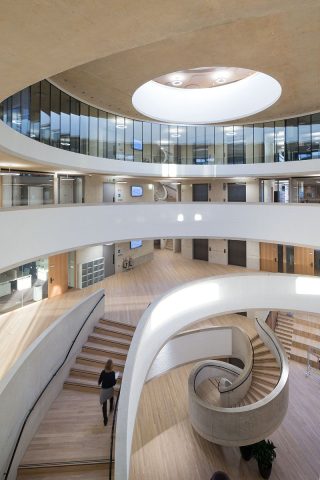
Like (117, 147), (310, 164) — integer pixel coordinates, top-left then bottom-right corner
(187, 126), (195, 164)
(50, 85), (60, 148)
(98, 110), (107, 158)
(70, 97), (80, 152)
(298, 115), (311, 160)
(21, 88), (30, 136)
(152, 123), (161, 163)
(40, 81), (50, 144)
(215, 126), (224, 164)
(107, 113), (116, 159)
(60, 92), (71, 150)
(89, 107), (98, 156)
(133, 121), (143, 162)
(80, 103), (89, 155)
(285, 117), (298, 161)
(142, 122), (152, 162)
(264, 122), (274, 163)
(12, 92), (21, 133)
(125, 118), (134, 161)
(116, 116), (125, 160)
(30, 83), (40, 140)
(244, 125), (253, 163)
(253, 123), (264, 163)
(233, 126), (244, 164)
(311, 113), (320, 159)
(206, 126), (215, 164)
(275, 120), (285, 162)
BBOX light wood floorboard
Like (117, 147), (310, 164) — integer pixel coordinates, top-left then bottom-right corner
(0, 250), (244, 379)
(131, 361), (320, 480)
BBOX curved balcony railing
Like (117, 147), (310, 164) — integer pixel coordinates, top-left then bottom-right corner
(1, 79), (320, 166)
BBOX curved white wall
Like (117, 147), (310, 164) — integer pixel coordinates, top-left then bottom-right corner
(115, 273), (320, 480)
(1, 202), (320, 273)
(2, 120), (320, 177)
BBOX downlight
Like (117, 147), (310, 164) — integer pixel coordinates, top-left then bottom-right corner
(132, 66), (281, 124)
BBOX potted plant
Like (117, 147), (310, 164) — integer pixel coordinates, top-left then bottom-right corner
(253, 440), (276, 479)
(239, 444), (254, 461)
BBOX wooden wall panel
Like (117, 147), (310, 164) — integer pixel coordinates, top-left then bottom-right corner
(294, 247), (314, 275)
(260, 242), (278, 272)
(48, 253), (69, 298)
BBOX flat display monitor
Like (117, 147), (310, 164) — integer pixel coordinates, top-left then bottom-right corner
(131, 185), (143, 197)
(130, 240), (142, 249)
(133, 139), (143, 151)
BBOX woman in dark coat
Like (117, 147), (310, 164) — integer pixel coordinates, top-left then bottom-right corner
(98, 358), (117, 426)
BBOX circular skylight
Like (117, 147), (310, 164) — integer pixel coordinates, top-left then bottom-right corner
(132, 66), (281, 124)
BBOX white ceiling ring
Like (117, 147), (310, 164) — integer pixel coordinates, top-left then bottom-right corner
(132, 71), (281, 124)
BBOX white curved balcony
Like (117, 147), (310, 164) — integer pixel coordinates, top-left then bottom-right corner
(1, 202), (320, 273)
(2, 120), (320, 178)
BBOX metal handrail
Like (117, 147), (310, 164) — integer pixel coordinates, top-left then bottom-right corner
(3, 292), (105, 480)
(108, 385), (121, 480)
(256, 314), (283, 388)
(193, 363), (240, 393)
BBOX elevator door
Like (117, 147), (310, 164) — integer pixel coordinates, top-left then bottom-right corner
(228, 240), (246, 267)
(227, 183), (246, 202)
(192, 184), (208, 202)
(193, 239), (208, 261)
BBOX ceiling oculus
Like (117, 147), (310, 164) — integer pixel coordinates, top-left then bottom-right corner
(132, 66), (281, 124)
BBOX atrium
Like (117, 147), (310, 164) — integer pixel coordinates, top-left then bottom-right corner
(0, 2), (320, 480)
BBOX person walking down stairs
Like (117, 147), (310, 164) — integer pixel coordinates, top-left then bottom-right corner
(98, 359), (118, 426)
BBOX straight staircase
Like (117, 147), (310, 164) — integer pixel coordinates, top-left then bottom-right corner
(274, 312), (294, 357)
(17, 318), (135, 480)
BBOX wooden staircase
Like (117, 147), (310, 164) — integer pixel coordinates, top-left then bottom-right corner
(165, 239), (173, 250)
(234, 334), (280, 407)
(287, 311), (320, 367)
(275, 312), (294, 358)
(17, 318), (135, 480)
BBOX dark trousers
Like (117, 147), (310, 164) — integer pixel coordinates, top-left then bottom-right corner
(102, 396), (114, 422)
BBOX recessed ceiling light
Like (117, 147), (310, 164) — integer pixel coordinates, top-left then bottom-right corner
(215, 78), (226, 84)
(172, 80), (183, 86)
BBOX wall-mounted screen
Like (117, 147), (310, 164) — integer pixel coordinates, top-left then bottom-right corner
(133, 139), (143, 151)
(130, 240), (143, 249)
(131, 185), (143, 197)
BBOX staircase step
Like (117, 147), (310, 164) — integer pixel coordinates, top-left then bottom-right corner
(95, 323), (133, 340)
(253, 365), (280, 376)
(253, 360), (279, 368)
(276, 325), (294, 335)
(88, 332), (131, 350)
(69, 367), (122, 383)
(101, 318), (136, 333)
(82, 342), (128, 359)
(77, 353), (126, 371)
(252, 374), (278, 387)
(243, 391), (257, 404)
(18, 461), (110, 478)
(293, 325), (320, 343)
(64, 378), (120, 394)
(254, 351), (275, 360)
(292, 337), (320, 351)
(249, 385), (265, 401)
(251, 381), (273, 395)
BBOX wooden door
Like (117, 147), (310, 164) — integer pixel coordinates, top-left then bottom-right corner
(294, 247), (314, 275)
(48, 253), (68, 298)
(193, 239), (209, 261)
(260, 243), (278, 272)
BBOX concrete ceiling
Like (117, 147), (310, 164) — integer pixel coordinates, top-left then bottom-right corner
(1, 1), (320, 125)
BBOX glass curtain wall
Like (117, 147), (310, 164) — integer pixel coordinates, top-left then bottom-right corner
(2, 79), (320, 166)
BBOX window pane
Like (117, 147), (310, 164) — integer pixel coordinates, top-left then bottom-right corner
(311, 113), (320, 159)
(195, 126), (207, 164)
(107, 113), (116, 159)
(70, 97), (80, 152)
(224, 126), (234, 164)
(186, 126), (195, 164)
(275, 120), (285, 162)
(177, 126), (187, 164)
(160, 124), (169, 163)
(206, 126), (215, 164)
(89, 106), (98, 156)
(215, 126), (224, 164)
(152, 123), (161, 163)
(125, 118), (134, 160)
(50, 85), (60, 148)
(98, 110), (107, 157)
(244, 125), (253, 164)
(253, 123), (264, 163)
(21, 88), (30, 136)
(60, 92), (70, 150)
(11, 92), (21, 132)
(30, 83), (40, 140)
(285, 117), (298, 161)
(116, 116), (125, 160)
(233, 126), (244, 164)
(40, 81), (50, 144)
(264, 122), (274, 163)
(142, 122), (152, 162)
(133, 120), (143, 162)
(298, 115), (311, 160)
(80, 103), (89, 155)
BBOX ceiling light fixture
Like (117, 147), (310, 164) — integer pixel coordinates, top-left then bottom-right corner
(215, 78), (226, 84)
(172, 80), (183, 86)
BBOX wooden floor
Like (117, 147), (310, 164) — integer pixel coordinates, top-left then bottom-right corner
(5, 250), (320, 479)
(131, 361), (320, 480)
(0, 250), (243, 379)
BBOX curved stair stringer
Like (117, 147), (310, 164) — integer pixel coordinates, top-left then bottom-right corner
(188, 315), (289, 447)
